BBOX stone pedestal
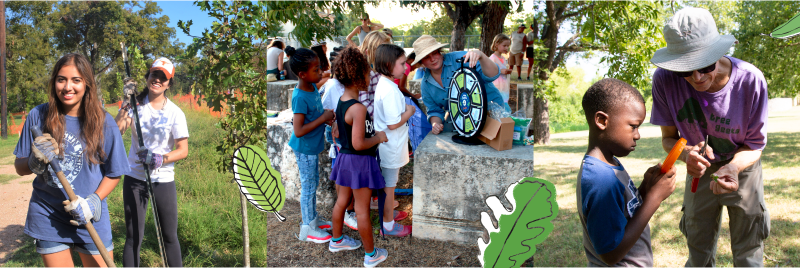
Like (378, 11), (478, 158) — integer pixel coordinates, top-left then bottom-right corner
(267, 80), (298, 111)
(517, 84), (534, 136)
(412, 132), (533, 244)
(265, 117), (336, 208)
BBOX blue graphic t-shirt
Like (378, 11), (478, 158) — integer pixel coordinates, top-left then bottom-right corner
(14, 104), (130, 243)
(576, 155), (652, 267)
(289, 84), (326, 155)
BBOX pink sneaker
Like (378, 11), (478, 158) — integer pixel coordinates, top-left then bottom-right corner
(380, 222), (411, 237)
(393, 210), (408, 221)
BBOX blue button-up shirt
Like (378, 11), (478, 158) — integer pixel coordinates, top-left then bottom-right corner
(420, 51), (506, 123)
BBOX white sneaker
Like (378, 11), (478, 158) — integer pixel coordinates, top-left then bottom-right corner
(344, 211), (359, 230)
(315, 216), (333, 231)
(297, 224), (332, 243)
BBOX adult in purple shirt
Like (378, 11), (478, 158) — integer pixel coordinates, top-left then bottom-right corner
(649, 7), (769, 267)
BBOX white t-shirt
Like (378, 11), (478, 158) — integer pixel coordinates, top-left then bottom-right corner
(321, 78), (345, 111)
(511, 32), (526, 54)
(374, 76), (409, 169)
(126, 95), (190, 183)
(266, 47), (283, 71)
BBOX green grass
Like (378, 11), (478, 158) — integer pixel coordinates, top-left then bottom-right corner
(3, 103), (267, 267)
(0, 174), (19, 185)
(532, 109), (800, 266)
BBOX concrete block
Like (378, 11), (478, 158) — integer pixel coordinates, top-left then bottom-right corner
(413, 132), (533, 244)
(265, 117), (336, 209)
(517, 84), (534, 136)
(267, 80), (298, 111)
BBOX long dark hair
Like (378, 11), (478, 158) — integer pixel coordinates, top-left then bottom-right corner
(46, 53), (107, 164)
(269, 39), (285, 50)
(135, 70), (174, 104)
(311, 45), (329, 72)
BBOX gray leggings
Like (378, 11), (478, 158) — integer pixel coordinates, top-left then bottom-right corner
(122, 177), (183, 267)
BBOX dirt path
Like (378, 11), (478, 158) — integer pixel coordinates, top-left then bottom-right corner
(267, 164), (493, 267)
(0, 163), (35, 265)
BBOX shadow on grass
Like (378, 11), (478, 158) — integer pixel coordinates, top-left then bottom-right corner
(539, 132), (800, 168)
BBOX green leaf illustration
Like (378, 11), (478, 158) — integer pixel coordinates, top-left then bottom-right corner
(478, 177), (559, 268)
(232, 145), (286, 221)
(771, 12), (800, 39)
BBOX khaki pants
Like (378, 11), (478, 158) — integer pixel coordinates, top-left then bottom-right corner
(680, 159), (769, 267)
(509, 52), (523, 66)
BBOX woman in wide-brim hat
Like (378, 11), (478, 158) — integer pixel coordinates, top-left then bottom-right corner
(412, 35), (510, 135)
(648, 7), (769, 267)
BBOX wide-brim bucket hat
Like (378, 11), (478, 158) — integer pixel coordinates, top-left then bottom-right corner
(412, 35), (448, 66)
(651, 7), (737, 72)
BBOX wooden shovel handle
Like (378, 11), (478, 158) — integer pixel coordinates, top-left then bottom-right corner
(33, 126), (115, 267)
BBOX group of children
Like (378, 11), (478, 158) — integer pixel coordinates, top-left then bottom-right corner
(288, 30), (418, 267)
(13, 54), (188, 267)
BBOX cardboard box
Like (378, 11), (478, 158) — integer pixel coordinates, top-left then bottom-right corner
(478, 117), (515, 151)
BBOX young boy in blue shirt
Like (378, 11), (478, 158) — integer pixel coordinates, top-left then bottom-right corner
(577, 78), (677, 266)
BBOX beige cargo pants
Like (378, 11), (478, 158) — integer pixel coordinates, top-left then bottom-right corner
(680, 159), (770, 267)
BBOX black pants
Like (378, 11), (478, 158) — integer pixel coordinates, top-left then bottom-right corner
(122, 177), (183, 267)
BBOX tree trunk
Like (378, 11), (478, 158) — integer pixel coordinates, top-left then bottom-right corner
(95, 74), (104, 109)
(531, 2), (563, 144)
(1, 1), (7, 139)
(444, 2), (482, 52)
(479, 2), (509, 56)
(533, 90), (550, 145)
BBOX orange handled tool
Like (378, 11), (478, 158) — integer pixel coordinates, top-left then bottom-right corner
(691, 135), (709, 193)
(661, 138), (686, 174)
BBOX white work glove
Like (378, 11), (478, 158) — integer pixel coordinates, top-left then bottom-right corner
(63, 193), (102, 226)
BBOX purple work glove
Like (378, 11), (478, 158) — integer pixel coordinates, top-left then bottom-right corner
(136, 148), (163, 170)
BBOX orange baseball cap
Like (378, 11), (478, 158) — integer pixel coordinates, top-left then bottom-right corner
(150, 57), (175, 80)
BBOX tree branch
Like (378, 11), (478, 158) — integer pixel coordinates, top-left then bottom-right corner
(559, 2), (595, 21)
(95, 55), (118, 78)
(443, 3), (455, 20)
(557, 44), (608, 52)
(550, 29), (581, 72)
(777, 42), (800, 48)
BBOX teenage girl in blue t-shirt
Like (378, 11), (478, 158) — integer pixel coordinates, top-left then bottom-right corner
(289, 48), (336, 243)
(13, 53), (130, 267)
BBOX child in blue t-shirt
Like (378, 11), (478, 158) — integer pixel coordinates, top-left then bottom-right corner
(13, 53), (130, 267)
(577, 78), (677, 266)
(289, 48), (336, 243)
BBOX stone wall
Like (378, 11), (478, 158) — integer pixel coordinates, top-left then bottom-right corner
(265, 118), (337, 208)
(267, 80), (298, 111)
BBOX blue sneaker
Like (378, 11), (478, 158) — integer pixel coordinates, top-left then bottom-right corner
(328, 235), (362, 252)
(380, 222), (411, 237)
(364, 247), (388, 268)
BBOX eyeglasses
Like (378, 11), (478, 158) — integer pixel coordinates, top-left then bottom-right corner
(672, 63), (716, 77)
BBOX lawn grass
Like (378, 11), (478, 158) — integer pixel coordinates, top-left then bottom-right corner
(3, 102), (267, 267)
(532, 107), (800, 267)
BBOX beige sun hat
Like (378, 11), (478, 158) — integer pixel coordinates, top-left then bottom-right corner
(650, 7), (737, 72)
(411, 35), (449, 66)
